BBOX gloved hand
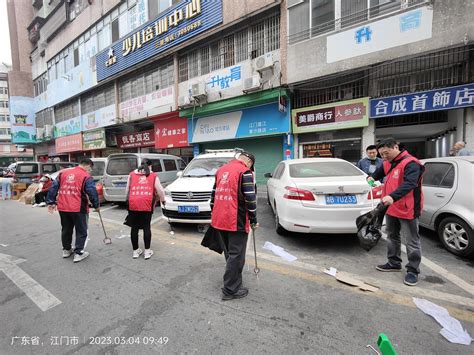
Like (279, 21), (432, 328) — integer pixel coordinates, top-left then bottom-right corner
(250, 223), (259, 230)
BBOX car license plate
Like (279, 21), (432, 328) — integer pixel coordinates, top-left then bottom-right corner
(114, 181), (127, 187)
(19, 178), (31, 183)
(178, 206), (199, 213)
(325, 195), (357, 205)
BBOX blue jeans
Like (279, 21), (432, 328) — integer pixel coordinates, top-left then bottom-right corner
(1, 178), (12, 200)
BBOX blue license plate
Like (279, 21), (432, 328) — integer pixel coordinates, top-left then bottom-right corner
(114, 181), (127, 187)
(325, 195), (357, 205)
(178, 206), (199, 213)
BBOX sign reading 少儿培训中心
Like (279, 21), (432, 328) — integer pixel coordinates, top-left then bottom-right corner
(370, 84), (474, 118)
(96, 0), (223, 81)
(292, 98), (369, 134)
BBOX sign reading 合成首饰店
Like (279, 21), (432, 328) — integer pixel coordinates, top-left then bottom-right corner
(96, 0), (223, 81)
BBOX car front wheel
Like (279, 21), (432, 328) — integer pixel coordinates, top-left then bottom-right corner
(438, 216), (474, 258)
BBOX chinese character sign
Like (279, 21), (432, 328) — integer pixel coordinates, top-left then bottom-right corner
(154, 117), (189, 149)
(370, 84), (474, 118)
(117, 129), (155, 148)
(56, 134), (83, 153)
(292, 98), (369, 134)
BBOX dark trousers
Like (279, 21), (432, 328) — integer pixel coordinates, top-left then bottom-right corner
(34, 191), (47, 204)
(386, 215), (422, 274)
(220, 230), (249, 295)
(59, 212), (88, 255)
(131, 226), (152, 250)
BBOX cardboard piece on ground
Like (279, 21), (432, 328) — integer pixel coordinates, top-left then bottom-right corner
(20, 184), (40, 205)
(335, 271), (379, 293)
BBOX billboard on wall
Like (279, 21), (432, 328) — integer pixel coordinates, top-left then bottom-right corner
(117, 129), (155, 148)
(96, 0), (223, 81)
(83, 129), (106, 151)
(54, 117), (82, 138)
(56, 133), (83, 154)
(9, 97), (36, 144)
(154, 116), (188, 148)
(120, 87), (174, 121)
(82, 105), (116, 130)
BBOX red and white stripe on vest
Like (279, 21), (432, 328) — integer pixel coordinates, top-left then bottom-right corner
(382, 150), (424, 220)
(128, 171), (157, 212)
(211, 160), (251, 233)
(57, 166), (91, 213)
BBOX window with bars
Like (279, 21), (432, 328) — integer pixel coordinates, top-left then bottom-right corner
(54, 99), (79, 123)
(178, 14), (280, 82)
(81, 84), (115, 114)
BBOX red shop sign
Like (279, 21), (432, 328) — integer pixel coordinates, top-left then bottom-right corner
(154, 117), (189, 149)
(56, 133), (83, 153)
(117, 129), (155, 148)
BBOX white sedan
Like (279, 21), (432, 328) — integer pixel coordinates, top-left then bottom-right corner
(265, 158), (381, 235)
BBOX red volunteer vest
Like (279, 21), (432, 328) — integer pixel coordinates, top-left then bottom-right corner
(57, 166), (91, 213)
(382, 150), (424, 220)
(128, 171), (157, 212)
(211, 160), (251, 233)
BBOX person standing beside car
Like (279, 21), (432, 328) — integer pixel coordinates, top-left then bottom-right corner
(46, 158), (99, 263)
(357, 145), (383, 175)
(124, 158), (166, 260)
(210, 151), (258, 301)
(368, 138), (424, 286)
(1, 168), (14, 200)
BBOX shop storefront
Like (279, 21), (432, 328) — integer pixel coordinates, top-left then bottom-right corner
(55, 133), (84, 161)
(116, 129), (155, 153)
(370, 83), (474, 158)
(181, 90), (292, 184)
(292, 98), (370, 164)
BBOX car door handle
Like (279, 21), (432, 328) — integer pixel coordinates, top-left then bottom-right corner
(435, 193), (445, 198)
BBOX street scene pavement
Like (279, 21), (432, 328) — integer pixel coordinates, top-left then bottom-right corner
(1, 195), (472, 354)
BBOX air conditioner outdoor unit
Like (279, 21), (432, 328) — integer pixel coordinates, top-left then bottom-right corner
(255, 53), (274, 73)
(44, 124), (53, 138)
(178, 95), (194, 107)
(36, 128), (44, 140)
(191, 82), (207, 99)
(243, 75), (261, 93)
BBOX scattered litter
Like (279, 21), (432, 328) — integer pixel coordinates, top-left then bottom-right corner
(169, 231), (175, 236)
(117, 235), (130, 239)
(262, 242), (297, 262)
(171, 242), (175, 245)
(413, 298), (472, 345)
(323, 267), (337, 277)
(0, 244), (8, 247)
(335, 272), (379, 292)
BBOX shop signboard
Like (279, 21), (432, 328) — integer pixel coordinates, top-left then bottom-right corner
(96, 0), (223, 81)
(370, 83), (474, 118)
(154, 117), (188, 148)
(82, 105), (116, 130)
(9, 96), (36, 144)
(56, 133), (83, 154)
(117, 129), (155, 148)
(327, 7), (433, 63)
(54, 116), (82, 138)
(120, 87), (174, 121)
(189, 103), (291, 143)
(83, 129), (106, 151)
(292, 98), (369, 134)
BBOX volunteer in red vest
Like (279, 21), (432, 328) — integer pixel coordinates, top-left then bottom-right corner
(211, 151), (258, 301)
(46, 158), (99, 263)
(124, 158), (165, 260)
(368, 138), (424, 286)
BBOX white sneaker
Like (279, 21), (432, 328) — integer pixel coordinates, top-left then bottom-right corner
(62, 249), (73, 258)
(73, 251), (90, 263)
(32, 203), (39, 207)
(132, 248), (143, 259)
(38, 202), (47, 207)
(144, 249), (153, 260)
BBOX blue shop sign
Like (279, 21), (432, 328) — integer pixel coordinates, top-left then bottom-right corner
(188, 103), (291, 143)
(370, 83), (474, 118)
(96, 0), (223, 81)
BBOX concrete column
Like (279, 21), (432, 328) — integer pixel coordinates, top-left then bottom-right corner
(361, 120), (376, 156)
(464, 107), (474, 150)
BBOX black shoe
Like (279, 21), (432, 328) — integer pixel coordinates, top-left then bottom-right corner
(404, 272), (418, 286)
(221, 287), (249, 301)
(376, 262), (402, 272)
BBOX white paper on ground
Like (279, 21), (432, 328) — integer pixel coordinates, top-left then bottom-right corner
(324, 267), (338, 277)
(413, 297), (472, 345)
(263, 241), (297, 262)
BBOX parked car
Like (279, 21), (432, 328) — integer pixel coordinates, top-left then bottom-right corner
(102, 153), (185, 203)
(13, 161), (78, 184)
(419, 156), (474, 257)
(265, 158), (380, 235)
(162, 149), (241, 224)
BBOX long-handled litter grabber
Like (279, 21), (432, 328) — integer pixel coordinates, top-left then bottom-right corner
(252, 227), (260, 275)
(98, 210), (112, 245)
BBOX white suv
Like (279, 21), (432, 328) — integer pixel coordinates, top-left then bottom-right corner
(162, 149), (241, 224)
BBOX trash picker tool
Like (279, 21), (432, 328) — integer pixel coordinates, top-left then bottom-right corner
(98, 210), (112, 245)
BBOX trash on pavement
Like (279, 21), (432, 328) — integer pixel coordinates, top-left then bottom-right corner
(335, 272), (379, 292)
(413, 298), (472, 345)
(356, 203), (387, 251)
(323, 267), (337, 277)
(262, 241), (297, 262)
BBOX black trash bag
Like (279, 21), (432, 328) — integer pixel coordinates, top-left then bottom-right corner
(356, 203), (387, 251)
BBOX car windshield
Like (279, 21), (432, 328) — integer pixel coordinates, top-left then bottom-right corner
(290, 161), (364, 178)
(91, 162), (105, 177)
(183, 158), (233, 177)
(16, 164), (39, 174)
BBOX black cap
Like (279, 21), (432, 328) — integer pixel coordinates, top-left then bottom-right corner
(240, 151), (255, 167)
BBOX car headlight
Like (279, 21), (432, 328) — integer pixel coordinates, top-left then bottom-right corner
(164, 188), (171, 197)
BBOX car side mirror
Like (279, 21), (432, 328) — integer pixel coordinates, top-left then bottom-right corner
(264, 173), (272, 178)
(176, 171), (183, 178)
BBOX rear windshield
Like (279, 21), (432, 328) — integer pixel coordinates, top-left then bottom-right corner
(290, 162), (364, 178)
(106, 157), (138, 175)
(42, 164), (57, 173)
(91, 162), (105, 177)
(183, 158), (232, 177)
(16, 164), (39, 174)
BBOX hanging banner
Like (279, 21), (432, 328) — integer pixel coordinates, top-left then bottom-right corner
(9, 97), (36, 144)
(117, 129), (155, 148)
(83, 129), (106, 151)
(154, 116), (188, 148)
(56, 133), (83, 153)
